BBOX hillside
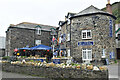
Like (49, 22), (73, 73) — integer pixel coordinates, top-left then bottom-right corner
(102, 2), (120, 23)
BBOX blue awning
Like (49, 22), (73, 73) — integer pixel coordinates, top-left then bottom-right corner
(18, 47), (31, 50)
(30, 44), (52, 50)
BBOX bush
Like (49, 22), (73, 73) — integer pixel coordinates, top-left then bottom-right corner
(2, 56), (10, 60)
(114, 60), (117, 63)
(21, 56), (27, 58)
(30, 60), (34, 62)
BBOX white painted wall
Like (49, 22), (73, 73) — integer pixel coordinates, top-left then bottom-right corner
(0, 36), (6, 49)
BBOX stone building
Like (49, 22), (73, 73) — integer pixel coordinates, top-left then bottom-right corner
(0, 36), (6, 56)
(116, 24), (120, 48)
(6, 22), (57, 56)
(116, 24), (120, 59)
(58, 5), (116, 64)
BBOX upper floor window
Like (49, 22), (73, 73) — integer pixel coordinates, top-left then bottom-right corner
(82, 30), (92, 39)
(50, 28), (57, 35)
(35, 25), (41, 35)
(36, 27), (41, 35)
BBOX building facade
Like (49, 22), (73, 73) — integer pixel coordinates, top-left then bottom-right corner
(115, 24), (120, 59)
(58, 5), (116, 64)
(6, 22), (57, 56)
(0, 36), (6, 56)
(116, 24), (120, 48)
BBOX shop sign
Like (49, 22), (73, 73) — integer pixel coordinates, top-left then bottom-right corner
(109, 19), (113, 37)
(36, 59), (44, 62)
(78, 41), (94, 46)
(53, 59), (60, 64)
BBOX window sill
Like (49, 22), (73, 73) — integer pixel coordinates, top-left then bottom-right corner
(66, 40), (70, 42)
(101, 56), (106, 58)
(37, 34), (41, 36)
(82, 38), (92, 40)
(82, 59), (92, 61)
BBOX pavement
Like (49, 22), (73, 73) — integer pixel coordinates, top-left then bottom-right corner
(106, 63), (120, 80)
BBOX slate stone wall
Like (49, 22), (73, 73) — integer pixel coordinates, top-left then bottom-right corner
(2, 63), (108, 79)
(70, 14), (116, 63)
(0, 49), (5, 57)
(6, 27), (52, 56)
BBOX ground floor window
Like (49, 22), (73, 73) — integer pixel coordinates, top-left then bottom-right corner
(35, 40), (41, 46)
(67, 49), (70, 57)
(82, 49), (92, 61)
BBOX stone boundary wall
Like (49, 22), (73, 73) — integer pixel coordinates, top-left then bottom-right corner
(2, 63), (108, 79)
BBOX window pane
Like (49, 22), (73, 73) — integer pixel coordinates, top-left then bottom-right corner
(87, 32), (91, 37)
(83, 51), (86, 59)
(83, 33), (86, 38)
(88, 51), (92, 59)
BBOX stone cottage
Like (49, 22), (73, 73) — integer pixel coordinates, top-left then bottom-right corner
(58, 5), (116, 64)
(6, 22), (57, 56)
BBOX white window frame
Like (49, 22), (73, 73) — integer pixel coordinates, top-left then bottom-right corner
(67, 49), (70, 57)
(82, 30), (92, 39)
(82, 49), (92, 61)
(35, 40), (41, 45)
(36, 27), (41, 35)
(67, 33), (70, 41)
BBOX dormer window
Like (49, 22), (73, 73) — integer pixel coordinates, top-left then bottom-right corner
(50, 28), (57, 35)
(35, 25), (41, 35)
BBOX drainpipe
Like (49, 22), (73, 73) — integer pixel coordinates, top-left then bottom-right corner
(70, 19), (71, 57)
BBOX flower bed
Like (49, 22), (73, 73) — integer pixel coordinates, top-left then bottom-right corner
(2, 62), (108, 79)
(2, 59), (108, 71)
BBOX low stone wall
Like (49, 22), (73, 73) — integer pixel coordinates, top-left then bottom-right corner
(2, 63), (108, 79)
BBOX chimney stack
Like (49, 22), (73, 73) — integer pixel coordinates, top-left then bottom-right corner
(106, 0), (112, 14)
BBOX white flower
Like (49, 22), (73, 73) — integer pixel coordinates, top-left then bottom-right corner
(93, 66), (99, 71)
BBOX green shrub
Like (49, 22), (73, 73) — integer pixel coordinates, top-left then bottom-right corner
(30, 60), (34, 62)
(114, 60), (117, 63)
(21, 56), (27, 58)
(2, 56), (10, 60)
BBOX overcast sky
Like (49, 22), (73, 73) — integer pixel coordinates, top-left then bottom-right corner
(0, 0), (120, 37)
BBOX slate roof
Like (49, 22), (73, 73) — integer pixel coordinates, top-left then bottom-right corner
(9, 22), (57, 31)
(70, 5), (116, 19)
(66, 12), (76, 18)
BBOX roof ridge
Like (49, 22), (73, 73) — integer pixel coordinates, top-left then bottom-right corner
(78, 5), (101, 14)
(15, 22), (57, 28)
